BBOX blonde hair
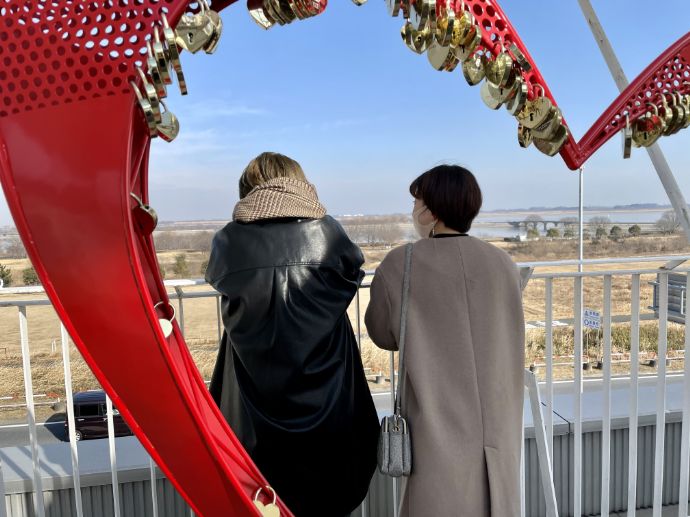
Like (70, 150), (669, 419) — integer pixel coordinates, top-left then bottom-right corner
(238, 152), (307, 198)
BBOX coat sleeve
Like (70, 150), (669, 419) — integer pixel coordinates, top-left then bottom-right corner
(333, 220), (366, 285)
(365, 268), (398, 351)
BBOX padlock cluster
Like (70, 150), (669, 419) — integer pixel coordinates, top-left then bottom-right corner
(623, 89), (690, 158)
(388, 0), (569, 157)
(131, 0), (223, 142)
(247, 0), (328, 30)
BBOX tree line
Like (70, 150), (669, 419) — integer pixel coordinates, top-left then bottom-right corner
(521, 210), (681, 241)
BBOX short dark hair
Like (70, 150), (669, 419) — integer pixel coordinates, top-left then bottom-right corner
(409, 165), (482, 233)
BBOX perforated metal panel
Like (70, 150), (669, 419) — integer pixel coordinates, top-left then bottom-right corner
(0, 0), (178, 119)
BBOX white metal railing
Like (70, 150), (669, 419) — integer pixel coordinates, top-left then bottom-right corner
(3, 255), (690, 516)
(518, 255), (690, 517)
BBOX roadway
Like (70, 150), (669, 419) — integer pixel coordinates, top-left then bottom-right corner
(0, 419), (67, 448)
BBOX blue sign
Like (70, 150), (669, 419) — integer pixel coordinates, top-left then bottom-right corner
(583, 308), (601, 329)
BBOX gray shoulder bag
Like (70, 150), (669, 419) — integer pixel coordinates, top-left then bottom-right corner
(377, 243), (413, 477)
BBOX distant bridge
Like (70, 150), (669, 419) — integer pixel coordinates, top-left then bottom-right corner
(508, 220), (657, 231)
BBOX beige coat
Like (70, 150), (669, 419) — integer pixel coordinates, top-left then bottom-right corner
(365, 236), (524, 517)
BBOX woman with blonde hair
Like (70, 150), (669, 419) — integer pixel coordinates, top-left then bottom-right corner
(365, 164), (524, 516)
(207, 152), (379, 517)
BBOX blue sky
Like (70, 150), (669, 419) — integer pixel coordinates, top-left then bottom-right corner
(4, 1), (690, 224)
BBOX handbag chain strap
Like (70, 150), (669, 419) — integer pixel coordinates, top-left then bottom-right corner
(394, 243), (413, 418)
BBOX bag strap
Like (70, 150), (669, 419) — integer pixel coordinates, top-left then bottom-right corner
(394, 243), (413, 417)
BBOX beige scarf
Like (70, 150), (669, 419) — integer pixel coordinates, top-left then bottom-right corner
(233, 177), (326, 223)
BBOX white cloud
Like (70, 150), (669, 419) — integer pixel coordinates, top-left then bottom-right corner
(175, 99), (269, 122)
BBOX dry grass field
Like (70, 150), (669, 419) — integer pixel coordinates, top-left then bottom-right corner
(1, 234), (689, 423)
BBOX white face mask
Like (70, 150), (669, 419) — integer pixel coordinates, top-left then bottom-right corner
(412, 205), (436, 239)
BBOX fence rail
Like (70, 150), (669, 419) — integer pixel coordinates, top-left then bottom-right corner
(3, 254), (690, 517)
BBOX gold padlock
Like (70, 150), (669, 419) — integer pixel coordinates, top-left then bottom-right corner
(462, 53), (486, 86)
(484, 45), (514, 88)
(632, 103), (664, 147)
(486, 76), (519, 105)
(175, 0), (219, 53)
(681, 90), (690, 129)
(162, 14), (188, 95)
(663, 92), (685, 136)
(505, 77), (528, 116)
(531, 107), (563, 140)
(435, 0), (456, 47)
(152, 27), (172, 86)
(517, 124), (532, 148)
(516, 85), (554, 130)
(671, 92), (688, 133)
(533, 124), (569, 157)
(156, 101), (180, 143)
(450, 1), (475, 48)
(254, 486), (280, 517)
(130, 81), (158, 138)
(404, 22), (432, 54)
(145, 41), (167, 99)
(249, 2), (275, 29)
(409, 0), (435, 31)
(658, 94), (675, 135)
(136, 66), (162, 124)
(454, 26), (481, 62)
(480, 81), (503, 110)
(509, 43), (532, 72)
(427, 42), (460, 72)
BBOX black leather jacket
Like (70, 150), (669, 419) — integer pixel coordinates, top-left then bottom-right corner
(206, 216), (378, 517)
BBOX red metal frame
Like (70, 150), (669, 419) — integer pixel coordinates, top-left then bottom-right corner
(0, 0), (289, 516)
(448, 2), (690, 170)
(0, 0), (688, 515)
(575, 32), (690, 167)
(441, 0), (578, 167)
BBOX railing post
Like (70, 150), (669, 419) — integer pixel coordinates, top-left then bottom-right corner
(389, 351), (396, 420)
(653, 274), (668, 517)
(628, 275), (641, 517)
(60, 324), (83, 517)
(389, 350), (398, 517)
(174, 286), (185, 336)
(359, 282), (367, 515)
(525, 369), (559, 517)
(149, 456), (159, 517)
(355, 290), (362, 352)
(215, 295), (222, 344)
(601, 276), (612, 517)
(545, 277), (554, 459)
(106, 394), (121, 517)
(574, 276), (583, 517)
(678, 273), (690, 517)
(19, 305), (46, 517)
(520, 411), (525, 517)
(0, 454), (6, 517)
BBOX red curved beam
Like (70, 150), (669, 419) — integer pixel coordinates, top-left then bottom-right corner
(451, 0), (580, 168)
(0, 0), (291, 515)
(437, 2), (690, 170)
(574, 31), (690, 167)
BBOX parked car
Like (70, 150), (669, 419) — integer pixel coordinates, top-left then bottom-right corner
(64, 390), (132, 441)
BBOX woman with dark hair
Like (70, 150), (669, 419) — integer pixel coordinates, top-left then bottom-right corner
(365, 165), (524, 517)
(206, 152), (379, 517)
